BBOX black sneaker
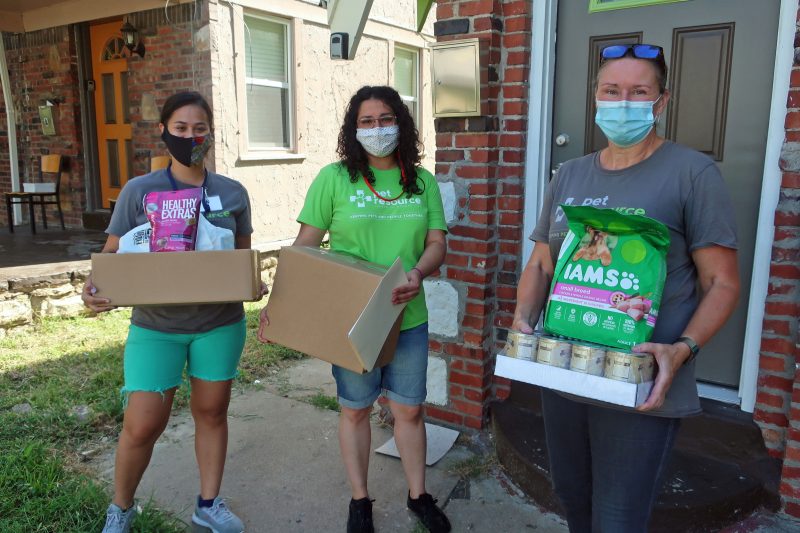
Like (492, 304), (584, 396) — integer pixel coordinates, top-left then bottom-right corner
(347, 497), (375, 533)
(407, 492), (452, 533)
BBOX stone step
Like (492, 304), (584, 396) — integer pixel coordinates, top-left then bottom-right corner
(491, 386), (781, 532)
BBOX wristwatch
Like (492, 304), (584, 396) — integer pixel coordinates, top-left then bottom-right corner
(676, 336), (700, 365)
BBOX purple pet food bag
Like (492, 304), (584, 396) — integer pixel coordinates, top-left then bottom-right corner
(144, 188), (203, 252)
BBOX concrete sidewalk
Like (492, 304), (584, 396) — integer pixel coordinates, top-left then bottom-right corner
(95, 357), (568, 532)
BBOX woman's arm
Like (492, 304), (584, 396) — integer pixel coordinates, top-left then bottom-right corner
(293, 224), (327, 247)
(635, 245), (740, 411)
(511, 242), (555, 333)
(392, 229), (447, 305)
(81, 235), (121, 313)
(235, 234), (251, 249)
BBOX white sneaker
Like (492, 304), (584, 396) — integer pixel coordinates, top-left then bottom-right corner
(192, 497), (245, 533)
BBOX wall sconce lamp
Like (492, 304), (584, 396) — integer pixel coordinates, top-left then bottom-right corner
(120, 17), (146, 58)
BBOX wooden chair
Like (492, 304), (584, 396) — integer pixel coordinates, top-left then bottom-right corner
(109, 155), (171, 214)
(150, 155), (170, 172)
(5, 154), (65, 234)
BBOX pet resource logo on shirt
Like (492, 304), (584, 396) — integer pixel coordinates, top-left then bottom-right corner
(349, 189), (422, 208)
(555, 196), (647, 222)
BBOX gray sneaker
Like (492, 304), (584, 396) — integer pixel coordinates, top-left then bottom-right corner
(102, 503), (137, 533)
(192, 497), (245, 533)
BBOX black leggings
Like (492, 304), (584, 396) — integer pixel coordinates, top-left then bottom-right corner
(541, 389), (680, 533)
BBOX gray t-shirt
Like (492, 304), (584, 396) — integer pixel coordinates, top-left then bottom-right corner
(106, 168), (253, 333)
(531, 141), (737, 417)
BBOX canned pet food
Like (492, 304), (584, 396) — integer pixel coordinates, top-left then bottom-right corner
(570, 343), (606, 375)
(505, 331), (538, 361)
(537, 336), (572, 369)
(604, 351), (655, 384)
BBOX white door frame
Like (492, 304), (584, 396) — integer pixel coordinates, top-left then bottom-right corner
(522, 0), (795, 413)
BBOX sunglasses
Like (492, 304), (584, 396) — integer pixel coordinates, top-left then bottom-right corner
(601, 44), (664, 61)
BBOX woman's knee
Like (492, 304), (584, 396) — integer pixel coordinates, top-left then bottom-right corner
(390, 402), (422, 424)
(191, 402), (228, 425)
(121, 417), (167, 446)
(340, 405), (372, 424)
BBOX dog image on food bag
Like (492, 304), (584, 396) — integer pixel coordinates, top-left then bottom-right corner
(572, 227), (614, 266)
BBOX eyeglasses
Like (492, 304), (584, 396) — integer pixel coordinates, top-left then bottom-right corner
(601, 44), (664, 61)
(357, 114), (397, 129)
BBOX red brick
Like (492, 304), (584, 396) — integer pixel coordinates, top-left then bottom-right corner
(787, 111), (800, 130)
(463, 331), (486, 346)
(444, 343), (487, 359)
(762, 319), (792, 336)
(456, 165), (494, 179)
(469, 182), (497, 195)
(462, 315), (487, 330)
(784, 501), (800, 519)
(449, 225), (494, 240)
(459, 0), (495, 17)
(759, 392), (786, 409)
(469, 195), (494, 211)
(502, 150), (525, 163)
(758, 354), (786, 372)
(466, 302), (491, 317)
(765, 301), (800, 317)
(449, 238), (494, 255)
(437, 3), (454, 19)
(505, 16), (531, 33)
(451, 399), (485, 418)
(455, 133), (497, 148)
(464, 415), (484, 429)
(503, 0), (532, 16)
(503, 85), (527, 99)
(469, 149), (498, 163)
(762, 337), (796, 355)
(783, 173), (800, 189)
(503, 33), (529, 48)
(498, 196), (524, 210)
(451, 370), (483, 388)
(436, 149), (465, 162)
(759, 373), (794, 391)
(445, 253), (469, 267)
(448, 268), (492, 284)
(754, 410), (789, 427)
(469, 212), (495, 225)
(424, 405), (464, 426)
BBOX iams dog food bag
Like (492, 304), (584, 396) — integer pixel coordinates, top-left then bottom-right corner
(144, 188), (202, 252)
(544, 205), (671, 350)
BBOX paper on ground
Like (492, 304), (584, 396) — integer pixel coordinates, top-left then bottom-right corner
(376, 423), (460, 466)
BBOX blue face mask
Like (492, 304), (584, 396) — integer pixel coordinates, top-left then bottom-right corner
(594, 97), (661, 148)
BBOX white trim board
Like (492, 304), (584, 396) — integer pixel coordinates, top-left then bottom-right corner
(523, 0), (793, 412)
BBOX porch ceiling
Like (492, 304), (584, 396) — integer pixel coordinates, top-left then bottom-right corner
(0, 0), (192, 33)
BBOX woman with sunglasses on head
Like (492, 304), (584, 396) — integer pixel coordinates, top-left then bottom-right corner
(258, 86), (449, 533)
(82, 91), (262, 533)
(512, 44), (740, 532)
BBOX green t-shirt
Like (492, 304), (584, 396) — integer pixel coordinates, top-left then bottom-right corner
(298, 163), (448, 330)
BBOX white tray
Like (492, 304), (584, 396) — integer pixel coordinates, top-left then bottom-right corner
(495, 354), (653, 407)
(22, 182), (56, 193)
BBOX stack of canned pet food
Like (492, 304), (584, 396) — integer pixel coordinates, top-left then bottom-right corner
(504, 331), (654, 384)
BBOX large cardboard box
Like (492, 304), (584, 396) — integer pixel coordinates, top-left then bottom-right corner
(494, 354), (653, 408)
(91, 249), (260, 306)
(261, 246), (409, 373)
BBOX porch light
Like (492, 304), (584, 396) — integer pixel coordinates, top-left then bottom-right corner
(120, 17), (146, 58)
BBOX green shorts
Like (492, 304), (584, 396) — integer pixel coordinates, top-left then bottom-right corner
(122, 318), (246, 396)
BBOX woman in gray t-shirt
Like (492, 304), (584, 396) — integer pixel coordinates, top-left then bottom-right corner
(82, 92), (260, 533)
(513, 45), (739, 531)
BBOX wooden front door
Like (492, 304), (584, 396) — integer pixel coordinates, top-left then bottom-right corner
(89, 20), (133, 209)
(550, 0), (781, 388)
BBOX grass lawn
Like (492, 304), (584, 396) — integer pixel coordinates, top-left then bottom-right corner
(0, 303), (303, 532)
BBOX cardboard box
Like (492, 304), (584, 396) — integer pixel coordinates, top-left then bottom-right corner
(261, 246), (408, 374)
(494, 354), (653, 407)
(91, 249), (260, 306)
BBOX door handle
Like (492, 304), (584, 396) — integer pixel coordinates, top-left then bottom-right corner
(555, 133), (570, 146)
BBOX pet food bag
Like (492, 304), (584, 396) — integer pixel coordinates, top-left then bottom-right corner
(544, 205), (671, 350)
(144, 188), (202, 252)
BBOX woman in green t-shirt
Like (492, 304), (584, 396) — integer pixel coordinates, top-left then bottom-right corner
(259, 86), (450, 533)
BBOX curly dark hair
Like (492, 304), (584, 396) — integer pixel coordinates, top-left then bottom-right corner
(337, 85), (424, 197)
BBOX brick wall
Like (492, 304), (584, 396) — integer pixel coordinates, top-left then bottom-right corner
(755, 4), (800, 517)
(126, 4), (212, 179)
(0, 3), (211, 229)
(427, 0), (532, 429)
(0, 27), (85, 228)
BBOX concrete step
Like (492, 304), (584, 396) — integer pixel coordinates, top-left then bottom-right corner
(491, 384), (781, 532)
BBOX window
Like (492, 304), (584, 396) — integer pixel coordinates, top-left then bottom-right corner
(394, 46), (419, 124)
(244, 14), (292, 150)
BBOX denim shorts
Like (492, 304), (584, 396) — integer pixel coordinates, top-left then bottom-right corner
(332, 322), (429, 409)
(122, 318), (246, 397)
